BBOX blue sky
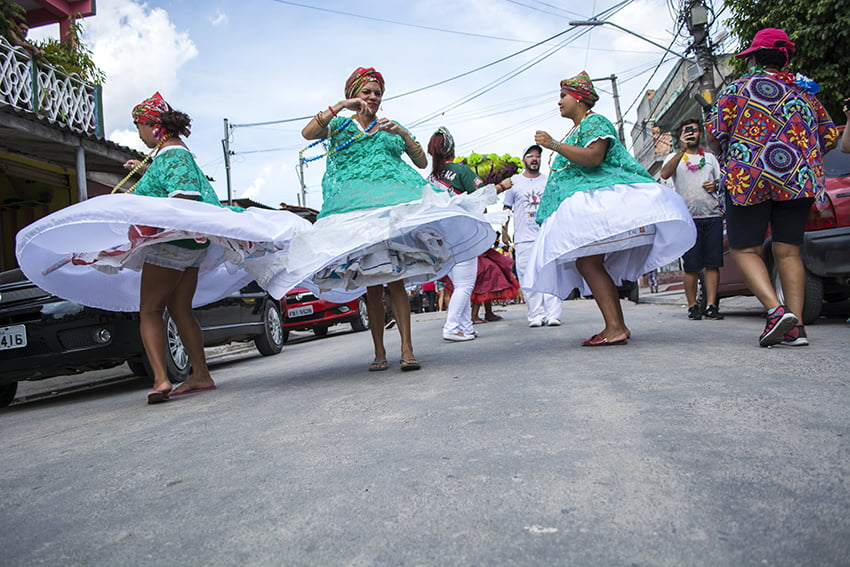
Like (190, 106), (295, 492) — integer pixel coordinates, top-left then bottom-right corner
(30, 0), (732, 210)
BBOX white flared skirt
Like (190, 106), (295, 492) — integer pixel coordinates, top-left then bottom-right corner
(256, 185), (500, 303)
(527, 183), (696, 298)
(15, 194), (311, 312)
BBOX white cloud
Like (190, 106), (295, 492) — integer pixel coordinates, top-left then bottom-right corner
(82, 0), (198, 135)
(108, 128), (147, 153)
(210, 10), (228, 27)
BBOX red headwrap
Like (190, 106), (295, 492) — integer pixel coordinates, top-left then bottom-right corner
(344, 67), (385, 99)
(560, 71), (599, 107)
(132, 92), (171, 124)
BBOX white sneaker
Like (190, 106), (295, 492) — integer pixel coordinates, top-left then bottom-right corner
(442, 331), (475, 342)
(547, 318), (561, 326)
(529, 317), (545, 327)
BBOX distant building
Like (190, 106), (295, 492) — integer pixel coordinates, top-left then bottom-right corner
(631, 55), (735, 178)
(0, 1), (142, 271)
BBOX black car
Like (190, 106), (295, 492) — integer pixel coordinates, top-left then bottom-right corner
(0, 269), (283, 407)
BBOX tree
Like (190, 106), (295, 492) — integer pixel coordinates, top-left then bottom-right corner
(723, 0), (850, 121)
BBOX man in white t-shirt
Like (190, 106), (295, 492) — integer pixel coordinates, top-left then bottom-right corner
(660, 118), (724, 321)
(503, 145), (562, 327)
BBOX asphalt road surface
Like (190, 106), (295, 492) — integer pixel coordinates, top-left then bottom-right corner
(2, 295), (849, 566)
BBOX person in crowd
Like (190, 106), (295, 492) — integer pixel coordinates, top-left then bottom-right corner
(287, 69), (496, 369)
(705, 28), (838, 347)
(660, 118), (724, 320)
(427, 126), (512, 341)
(502, 145), (563, 327)
(3, 13), (45, 57)
(530, 71), (695, 346)
(841, 98), (850, 153)
(422, 281), (437, 312)
(470, 235), (519, 324)
(436, 279), (449, 311)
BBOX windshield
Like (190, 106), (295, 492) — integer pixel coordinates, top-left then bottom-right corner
(823, 150), (850, 178)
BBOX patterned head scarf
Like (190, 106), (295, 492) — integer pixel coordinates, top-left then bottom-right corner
(434, 126), (455, 154)
(344, 67), (385, 99)
(132, 92), (171, 124)
(560, 71), (599, 107)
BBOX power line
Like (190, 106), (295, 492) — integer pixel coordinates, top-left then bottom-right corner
(234, 0), (633, 129)
(270, 0), (532, 44)
(501, 0), (579, 20)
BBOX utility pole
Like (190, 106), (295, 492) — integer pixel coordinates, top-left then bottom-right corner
(296, 160), (306, 207)
(685, 0), (716, 106)
(222, 118), (233, 206)
(591, 75), (626, 145)
(608, 74), (626, 145)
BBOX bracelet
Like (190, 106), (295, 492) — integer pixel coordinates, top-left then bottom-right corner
(328, 105), (338, 117)
(315, 111), (328, 129)
(552, 141), (561, 153)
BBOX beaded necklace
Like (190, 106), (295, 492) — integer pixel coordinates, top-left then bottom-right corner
(547, 110), (592, 172)
(299, 116), (378, 164)
(682, 147), (706, 171)
(111, 136), (172, 194)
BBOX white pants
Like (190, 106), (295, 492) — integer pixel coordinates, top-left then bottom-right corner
(443, 258), (478, 335)
(515, 241), (562, 323)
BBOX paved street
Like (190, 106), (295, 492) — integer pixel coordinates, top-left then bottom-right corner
(2, 293), (849, 566)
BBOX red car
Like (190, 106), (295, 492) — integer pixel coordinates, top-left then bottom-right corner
(699, 147), (850, 324)
(280, 287), (369, 342)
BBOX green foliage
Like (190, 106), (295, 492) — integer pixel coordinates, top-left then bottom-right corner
(723, 0), (850, 120)
(454, 152), (524, 184)
(0, 1), (26, 42)
(35, 18), (105, 85)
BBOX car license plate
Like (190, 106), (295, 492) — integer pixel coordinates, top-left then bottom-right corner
(288, 305), (314, 318)
(0, 324), (27, 351)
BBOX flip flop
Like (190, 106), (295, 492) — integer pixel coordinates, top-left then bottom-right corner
(581, 333), (628, 347)
(170, 384), (217, 397)
(400, 358), (421, 371)
(369, 359), (389, 372)
(146, 388), (171, 404)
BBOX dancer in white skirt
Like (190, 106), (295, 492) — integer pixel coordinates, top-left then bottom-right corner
(530, 71), (695, 346)
(16, 93), (309, 402)
(276, 68), (496, 371)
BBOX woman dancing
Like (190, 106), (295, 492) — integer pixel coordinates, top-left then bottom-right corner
(530, 72), (695, 346)
(16, 93), (309, 402)
(278, 68), (496, 370)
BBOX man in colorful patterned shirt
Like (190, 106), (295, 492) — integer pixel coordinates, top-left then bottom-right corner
(706, 27), (839, 347)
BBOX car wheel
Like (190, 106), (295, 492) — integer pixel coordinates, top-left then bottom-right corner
(350, 297), (369, 331)
(282, 329), (289, 344)
(163, 311), (192, 380)
(770, 264), (824, 326)
(254, 300), (284, 356)
(0, 382), (18, 408)
(313, 326), (329, 338)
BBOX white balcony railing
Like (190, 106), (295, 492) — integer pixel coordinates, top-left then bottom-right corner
(0, 35), (103, 137)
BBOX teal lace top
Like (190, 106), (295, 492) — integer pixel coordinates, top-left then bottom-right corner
(536, 113), (654, 224)
(133, 146), (223, 248)
(319, 116), (437, 219)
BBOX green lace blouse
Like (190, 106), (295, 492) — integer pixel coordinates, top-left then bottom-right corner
(319, 116), (437, 219)
(536, 113), (654, 224)
(133, 146), (223, 248)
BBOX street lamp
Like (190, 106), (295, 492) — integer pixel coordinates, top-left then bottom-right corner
(569, 20), (694, 63)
